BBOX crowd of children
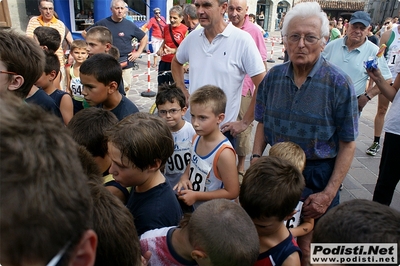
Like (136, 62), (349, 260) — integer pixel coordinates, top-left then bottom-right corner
(1, 5), (400, 265)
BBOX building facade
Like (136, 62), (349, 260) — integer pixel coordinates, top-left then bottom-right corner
(367, 0), (399, 25)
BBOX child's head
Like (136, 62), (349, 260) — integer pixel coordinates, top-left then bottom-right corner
(67, 108), (118, 172)
(312, 199), (400, 264)
(189, 85), (226, 133)
(108, 45), (120, 60)
(156, 84), (187, 130)
(85, 26), (113, 56)
(70, 39), (88, 63)
(189, 85), (226, 116)
(188, 199), (259, 266)
(76, 145), (104, 184)
(269, 141), (306, 172)
(88, 180), (142, 266)
(35, 51), (60, 89)
(33, 26), (61, 53)
(240, 156), (305, 225)
(0, 30), (45, 98)
(79, 53), (122, 106)
(0, 91), (96, 265)
(106, 112), (174, 187)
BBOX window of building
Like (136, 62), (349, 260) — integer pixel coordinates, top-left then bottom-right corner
(71, 0), (94, 31)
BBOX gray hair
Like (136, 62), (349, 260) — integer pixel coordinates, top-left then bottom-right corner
(169, 5), (183, 17)
(282, 2), (329, 39)
(183, 4), (197, 19)
(38, 0), (54, 7)
(110, 0), (125, 9)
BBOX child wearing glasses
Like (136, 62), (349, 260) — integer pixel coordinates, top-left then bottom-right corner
(174, 85), (240, 210)
(155, 84), (195, 211)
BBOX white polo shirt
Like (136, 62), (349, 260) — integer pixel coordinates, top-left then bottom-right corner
(175, 23), (265, 124)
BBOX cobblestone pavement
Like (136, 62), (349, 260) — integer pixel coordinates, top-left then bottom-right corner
(126, 31), (400, 211)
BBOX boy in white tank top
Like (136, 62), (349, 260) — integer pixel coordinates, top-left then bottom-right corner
(174, 85), (239, 209)
(65, 40), (88, 114)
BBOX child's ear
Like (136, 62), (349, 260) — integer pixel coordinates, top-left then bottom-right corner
(69, 229), (97, 266)
(7, 75), (24, 91)
(181, 106), (188, 115)
(107, 81), (118, 94)
(217, 113), (225, 124)
(105, 43), (112, 53)
(48, 70), (58, 81)
(148, 158), (162, 171)
(191, 249), (208, 261)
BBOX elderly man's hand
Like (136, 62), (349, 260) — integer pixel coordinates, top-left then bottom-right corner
(221, 120), (248, 138)
(358, 95), (369, 112)
(302, 191), (332, 219)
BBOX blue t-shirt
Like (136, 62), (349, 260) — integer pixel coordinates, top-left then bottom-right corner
(92, 17), (146, 69)
(127, 182), (183, 236)
(108, 95), (139, 121)
(25, 89), (63, 120)
(255, 56), (359, 160)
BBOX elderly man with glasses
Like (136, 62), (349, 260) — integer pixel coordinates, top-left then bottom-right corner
(252, 3), (359, 264)
(26, 0), (66, 90)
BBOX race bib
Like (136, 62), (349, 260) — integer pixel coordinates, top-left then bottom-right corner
(284, 201), (303, 229)
(165, 141), (191, 175)
(70, 78), (83, 98)
(189, 154), (212, 192)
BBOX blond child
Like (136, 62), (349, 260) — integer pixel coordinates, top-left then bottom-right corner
(269, 141), (315, 238)
(65, 39), (88, 114)
(84, 26), (126, 96)
(174, 85), (239, 209)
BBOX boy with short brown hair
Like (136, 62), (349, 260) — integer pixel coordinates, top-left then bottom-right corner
(269, 141), (315, 238)
(140, 199), (260, 266)
(240, 156), (304, 266)
(79, 53), (138, 120)
(107, 112), (182, 235)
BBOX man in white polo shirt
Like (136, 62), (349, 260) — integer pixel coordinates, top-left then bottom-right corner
(171, 0), (266, 144)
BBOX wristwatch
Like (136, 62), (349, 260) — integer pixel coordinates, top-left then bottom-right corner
(250, 154), (261, 161)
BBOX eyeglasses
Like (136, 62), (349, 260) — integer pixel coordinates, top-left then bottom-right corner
(158, 108), (181, 116)
(155, 12), (160, 14)
(384, 21), (390, 25)
(0, 70), (18, 75)
(285, 34), (321, 45)
(40, 7), (54, 11)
